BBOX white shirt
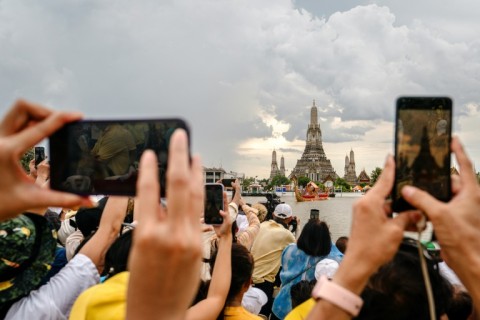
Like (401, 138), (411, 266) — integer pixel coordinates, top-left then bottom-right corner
(6, 253), (100, 320)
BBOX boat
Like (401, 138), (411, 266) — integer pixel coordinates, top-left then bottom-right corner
(291, 176), (329, 202)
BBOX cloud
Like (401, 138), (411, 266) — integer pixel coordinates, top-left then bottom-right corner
(1, 1), (480, 178)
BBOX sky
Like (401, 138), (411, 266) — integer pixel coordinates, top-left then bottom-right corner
(1, 0), (480, 179)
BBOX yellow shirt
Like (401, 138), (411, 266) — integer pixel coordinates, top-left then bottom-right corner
(224, 306), (263, 320)
(70, 272), (128, 320)
(251, 220), (295, 283)
(284, 298), (315, 320)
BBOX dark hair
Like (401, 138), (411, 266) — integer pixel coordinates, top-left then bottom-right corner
(210, 243), (254, 302)
(335, 236), (349, 254)
(446, 289), (473, 320)
(297, 219), (331, 257)
(291, 280), (316, 308)
(357, 241), (453, 320)
(102, 229), (133, 279)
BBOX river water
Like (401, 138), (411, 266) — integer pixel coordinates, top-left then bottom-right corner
(243, 192), (433, 242)
(243, 192), (361, 241)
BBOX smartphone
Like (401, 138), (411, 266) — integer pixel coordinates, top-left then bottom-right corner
(204, 183), (224, 225)
(221, 178), (236, 188)
(392, 97), (452, 212)
(49, 118), (190, 197)
(34, 146), (46, 168)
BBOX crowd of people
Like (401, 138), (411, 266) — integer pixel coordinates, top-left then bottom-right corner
(1, 100), (480, 319)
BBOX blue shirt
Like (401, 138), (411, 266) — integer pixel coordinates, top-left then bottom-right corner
(272, 243), (343, 319)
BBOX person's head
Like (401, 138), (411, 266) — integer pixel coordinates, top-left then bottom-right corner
(314, 258), (339, 280)
(446, 287), (473, 320)
(272, 203), (293, 226)
(75, 197), (109, 237)
(210, 243), (254, 303)
(102, 229), (133, 280)
(335, 236), (349, 254)
(297, 219), (332, 257)
(290, 280), (316, 308)
(357, 238), (453, 320)
(0, 214), (56, 306)
(252, 203), (268, 223)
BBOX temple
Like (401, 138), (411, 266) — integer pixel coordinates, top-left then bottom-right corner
(344, 149), (357, 185)
(269, 149), (285, 179)
(290, 100), (338, 182)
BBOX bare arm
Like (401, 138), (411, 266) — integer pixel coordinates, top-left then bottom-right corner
(186, 193), (232, 320)
(306, 156), (418, 320)
(79, 197), (127, 273)
(402, 137), (480, 309)
(127, 130), (204, 320)
(236, 202), (260, 250)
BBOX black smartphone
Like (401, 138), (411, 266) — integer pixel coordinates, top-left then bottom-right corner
(392, 97), (452, 212)
(34, 146), (46, 168)
(204, 183), (224, 225)
(49, 118), (190, 197)
(221, 178), (236, 188)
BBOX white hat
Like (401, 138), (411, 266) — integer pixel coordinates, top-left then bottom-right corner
(315, 258), (339, 280)
(273, 203), (293, 219)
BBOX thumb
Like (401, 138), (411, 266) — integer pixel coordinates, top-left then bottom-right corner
(401, 186), (442, 221)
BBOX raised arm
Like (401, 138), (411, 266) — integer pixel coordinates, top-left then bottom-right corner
(402, 137), (480, 309)
(186, 192), (233, 320)
(306, 156), (418, 320)
(127, 130), (204, 320)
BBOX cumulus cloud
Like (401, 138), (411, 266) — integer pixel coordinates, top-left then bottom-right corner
(1, 1), (480, 178)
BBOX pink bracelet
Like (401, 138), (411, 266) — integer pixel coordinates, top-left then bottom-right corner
(312, 275), (364, 317)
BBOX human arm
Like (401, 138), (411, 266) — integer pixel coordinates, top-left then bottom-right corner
(126, 130), (204, 320)
(78, 197), (127, 273)
(186, 192), (233, 320)
(401, 137), (480, 309)
(306, 156), (419, 320)
(236, 200), (260, 250)
(0, 100), (93, 221)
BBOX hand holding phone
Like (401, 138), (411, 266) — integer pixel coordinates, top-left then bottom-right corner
(392, 97), (452, 212)
(49, 118), (189, 196)
(204, 183), (224, 225)
(34, 146), (46, 168)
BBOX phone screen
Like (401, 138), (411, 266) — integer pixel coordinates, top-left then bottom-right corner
(49, 118), (189, 197)
(204, 183), (224, 225)
(392, 97), (452, 212)
(221, 178), (235, 188)
(34, 146), (46, 167)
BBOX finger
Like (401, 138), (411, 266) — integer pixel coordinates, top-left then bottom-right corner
(0, 100), (52, 136)
(451, 174), (461, 195)
(136, 150), (160, 223)
(401, 186), (443, 222)
(451, 137), (477, 187)
(389, 210), (418, 234)
(12, 111), (83, 155)
(223, 191), (229, 216)
(166, 129), (190, 223)
(370, 155), (395, 198)
(189, 155), (204, 224)
(29, 189), (93, 210)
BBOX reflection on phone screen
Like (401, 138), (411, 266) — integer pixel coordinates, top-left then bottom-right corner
(393, 98), (452, 211)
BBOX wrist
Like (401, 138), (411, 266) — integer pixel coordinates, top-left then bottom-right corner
(333, 253), (375, 295)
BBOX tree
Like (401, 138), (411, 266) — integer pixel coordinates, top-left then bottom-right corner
(334, 178), (351, 192)
(370, 167), (383, 185)
(21, 148), (34, 173)
(271, 175), (290, 187)
(297, 176), (310, 188)
(241, 177), (256, 191)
